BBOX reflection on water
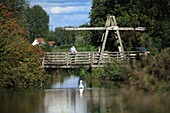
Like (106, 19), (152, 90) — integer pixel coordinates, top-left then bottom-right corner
(51, 75), (86, 89)
(0, 90), (45, 113)
(0, 70), (170, 113)
(44, 89), (87, 113)
(1, 88), (170, 113)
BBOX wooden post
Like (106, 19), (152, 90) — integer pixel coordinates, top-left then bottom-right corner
(66, 52), (69, 66)
(98, 30), (109, 65)
(42, 57), (45, 68)
(112, 16), (125, 56)
(91, 52), (94, 65)
(64, 15), (146, 65)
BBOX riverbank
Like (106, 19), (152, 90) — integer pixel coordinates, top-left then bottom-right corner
(1, 70), (170, 113)
(80, 48), (170, 92)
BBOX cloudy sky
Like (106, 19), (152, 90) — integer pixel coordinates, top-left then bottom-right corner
(27, 0), (92, 30)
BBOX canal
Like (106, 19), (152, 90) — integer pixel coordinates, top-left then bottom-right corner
(0, 69), (170, 113)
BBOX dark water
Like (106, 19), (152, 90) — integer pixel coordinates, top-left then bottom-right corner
(0, 70), (170, 113)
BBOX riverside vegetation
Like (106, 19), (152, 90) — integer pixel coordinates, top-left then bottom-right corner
(0, 0), (170, 90)
(75, 0), (170, 92)
(80, 48), (170, 92)
(0, 2), (48, 89)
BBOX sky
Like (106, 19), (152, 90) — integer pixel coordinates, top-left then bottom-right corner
(27, 0), (92, 30)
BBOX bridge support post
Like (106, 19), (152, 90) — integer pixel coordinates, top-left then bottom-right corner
(42, 57), (45, 68)
(98, 16), (125, 65)
(64, 15), (146, 65)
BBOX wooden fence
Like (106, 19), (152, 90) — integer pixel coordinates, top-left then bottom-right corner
(42, 51), (146, 68)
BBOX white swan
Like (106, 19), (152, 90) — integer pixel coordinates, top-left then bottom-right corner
(79, 80), (84, 89)
(79, 80), (84, 98)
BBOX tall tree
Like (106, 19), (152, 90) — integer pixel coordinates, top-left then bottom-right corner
(0, 3), (47, 88)
(1, 0), (30, 38)
(54, 27), (77, 46)
(89, 0), (170, 51)
(26, 5), (49, 42)
(77, 23), (92, 46)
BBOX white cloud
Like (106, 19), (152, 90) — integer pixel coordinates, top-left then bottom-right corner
(62, 14), (89, 20)
(49, 6), (91, 14)
(27, 0), (92, 28)
(49, 13), (89, 28)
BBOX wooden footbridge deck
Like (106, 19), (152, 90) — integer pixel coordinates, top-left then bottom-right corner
(42, 51), (146, 69)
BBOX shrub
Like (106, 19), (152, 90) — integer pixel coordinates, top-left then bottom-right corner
(0, 4), (47, 88)
(128, 48), (170, 91)
(148, 48), (170, 81)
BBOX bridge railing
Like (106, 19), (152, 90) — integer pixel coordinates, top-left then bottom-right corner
(42, 51), (146, 68)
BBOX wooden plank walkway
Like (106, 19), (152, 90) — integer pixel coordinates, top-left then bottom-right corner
(42, 51), (145, 69)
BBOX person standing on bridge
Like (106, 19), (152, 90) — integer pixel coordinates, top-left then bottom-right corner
(70, 45), (77, 63)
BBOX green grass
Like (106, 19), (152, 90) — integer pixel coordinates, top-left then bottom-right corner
(52, 45), (97, 52)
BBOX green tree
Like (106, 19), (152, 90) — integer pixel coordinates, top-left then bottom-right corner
(26, 5), (49, 42)
(161, 20), (170, 48)
(54, 27), (77, 46)
(0, 3), (47, 88)
(1, 0), (30, 38)
(89, 0), (170, 51)
(76, 23), (92, 46)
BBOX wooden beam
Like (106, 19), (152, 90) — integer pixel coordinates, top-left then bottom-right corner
(98, 30), (109, 65)
(63, 15), (146, 66)
(64, 27), (146, 31)
(112, 16), (125, 56)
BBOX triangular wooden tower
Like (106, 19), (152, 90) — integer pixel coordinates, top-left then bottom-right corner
(64, 16), (145, 65)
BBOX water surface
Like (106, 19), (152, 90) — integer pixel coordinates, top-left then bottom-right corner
(0, 70), (170, 113)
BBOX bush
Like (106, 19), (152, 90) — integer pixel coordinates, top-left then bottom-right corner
(128, 48), (170, 91)
(147, 48), (170, 81)
(84, 60), (124, 81)
(0, 4), (47, 88)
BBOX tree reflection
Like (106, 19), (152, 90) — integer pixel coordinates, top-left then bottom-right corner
(1, 74), (170, 113)
(0, 90), (45, 113)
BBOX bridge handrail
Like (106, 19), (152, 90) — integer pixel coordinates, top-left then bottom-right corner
(43, 51), (146, 68)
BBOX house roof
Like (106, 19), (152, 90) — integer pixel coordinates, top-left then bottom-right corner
(32, 38), (46, 46)
(36, 38), (46, 44)
(48, 41), (56, 46)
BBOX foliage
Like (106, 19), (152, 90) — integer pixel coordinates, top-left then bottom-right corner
(76, 45), (97, 52)
(43, 43), (53, 52)
(125, 48), (170, 91)
(53, 27), (77, 46)
(147, 48), (170, 81)
(53, 24), (96, 52)
(53, 44), (97, 52)
(101, 60), (123, 80)
(0, 0), (30, 38)
(89, 0), (170, 51)
(81, 60), (123, 81)
(0, 3), (47, 88)
(162, 20), (170, 48)
(46, 31), (57, 41)
(76, 23), (93, 46)
(26, 5), (49, 42)
(80, 47), (170, 91)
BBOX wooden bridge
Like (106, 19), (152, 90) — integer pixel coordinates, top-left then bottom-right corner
(42, 51), (146, 69)
(42, 16), (147, 69)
